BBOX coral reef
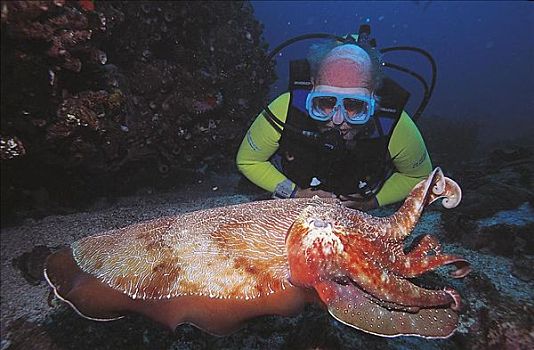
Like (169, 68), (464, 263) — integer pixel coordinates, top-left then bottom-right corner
(1, 0), (275, 222)
(0, 135), (26, 160)
(12, 245), (55, 286)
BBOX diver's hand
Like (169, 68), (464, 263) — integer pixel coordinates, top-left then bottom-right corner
(295, 188), (335, 199)
(338, 193), (378, 211)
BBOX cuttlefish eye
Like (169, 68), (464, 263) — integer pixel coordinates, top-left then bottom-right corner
(308, 218), (331, 229)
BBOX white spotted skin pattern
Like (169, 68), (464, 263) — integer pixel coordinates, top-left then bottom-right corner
(318, 279), (459, 338)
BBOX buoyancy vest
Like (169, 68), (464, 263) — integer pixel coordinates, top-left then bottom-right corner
(277, 60), (410, 196)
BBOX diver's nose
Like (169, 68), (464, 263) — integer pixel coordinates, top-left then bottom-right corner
(331, 107), (344, 125)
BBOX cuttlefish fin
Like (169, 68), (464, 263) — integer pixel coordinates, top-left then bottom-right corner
(313, 280), (458, 339)
(44, 248), (127, 321)
(46, 248), (318, 335)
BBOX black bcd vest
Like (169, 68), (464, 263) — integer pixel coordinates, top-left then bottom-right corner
(277, 59), (410, 197)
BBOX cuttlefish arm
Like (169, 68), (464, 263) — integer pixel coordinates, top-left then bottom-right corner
(389, 235), (471, 279)
(286, 213), (461, 338)
(286, 168), (470, 338)
(379, 167), (462, 242)
(379, 167), (470, 278)
(287, 213), (460, 310)
(347, 167), (470, 278)
(340, 240), (462, 310)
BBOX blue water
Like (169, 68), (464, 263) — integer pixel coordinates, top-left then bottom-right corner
(251, 1), (534, 139)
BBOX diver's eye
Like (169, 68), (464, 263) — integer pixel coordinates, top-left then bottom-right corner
(313, 96), (337, 113)
(343, 98), (367, 116)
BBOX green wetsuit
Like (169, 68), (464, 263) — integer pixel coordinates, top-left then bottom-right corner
(236, 92), (432, 206)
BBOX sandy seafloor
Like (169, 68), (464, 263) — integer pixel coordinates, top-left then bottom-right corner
(1, 171), (533, 350)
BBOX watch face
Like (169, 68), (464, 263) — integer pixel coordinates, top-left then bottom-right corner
(273, 179), (295, 199)
(310, 177), (322, 187)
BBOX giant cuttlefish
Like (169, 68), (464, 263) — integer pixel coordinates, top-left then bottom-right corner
(44, 167), (471, 338)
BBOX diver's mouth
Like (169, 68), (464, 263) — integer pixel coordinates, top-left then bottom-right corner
(340, 130), (356, 141)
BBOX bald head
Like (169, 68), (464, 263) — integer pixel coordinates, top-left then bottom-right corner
(316, 44), (373, 89)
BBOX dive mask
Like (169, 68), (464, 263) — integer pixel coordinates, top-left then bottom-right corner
(306, 86), (376, 125)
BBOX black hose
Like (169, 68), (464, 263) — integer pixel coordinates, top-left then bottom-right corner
(381, 61), (429, 121)
(380, 46), (437, 121)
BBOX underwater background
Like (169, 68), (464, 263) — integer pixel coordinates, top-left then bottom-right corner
(1, 1), (533, 349)
(254, 0), (533, 144)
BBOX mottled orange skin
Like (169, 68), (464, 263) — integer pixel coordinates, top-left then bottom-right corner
(286, 167), (470, 337)
(45, 167), (470, 339)
(287, 210), (467, 309)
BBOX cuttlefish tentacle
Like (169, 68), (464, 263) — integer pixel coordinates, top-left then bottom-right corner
(364, 292), (422, 313)
(381, 167), (462, 242)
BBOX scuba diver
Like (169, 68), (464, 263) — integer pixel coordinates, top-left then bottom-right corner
(236, 25), (434, 211)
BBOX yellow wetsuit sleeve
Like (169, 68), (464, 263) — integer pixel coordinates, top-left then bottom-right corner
(236, 93), (294, 193)
(376, 111), (433, 206)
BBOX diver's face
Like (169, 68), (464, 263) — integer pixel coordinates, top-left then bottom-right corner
(314, 62), (373, 141)
(314, 45), (374, 141)
(312, 85), (372, 141)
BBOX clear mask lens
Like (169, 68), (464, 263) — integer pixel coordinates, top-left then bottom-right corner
(312, 96), (337, 119)
(343, 98), (367, 117)
(307, 90), (375, 125)
(311, 96), (369, 119)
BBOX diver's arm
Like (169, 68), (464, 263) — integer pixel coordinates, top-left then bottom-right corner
(375, 111), (433, 206)
(236, 93), (297, 194)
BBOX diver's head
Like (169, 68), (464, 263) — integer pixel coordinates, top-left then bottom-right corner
(306, 44), (382, 141)
(316, 44), (374, 89)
